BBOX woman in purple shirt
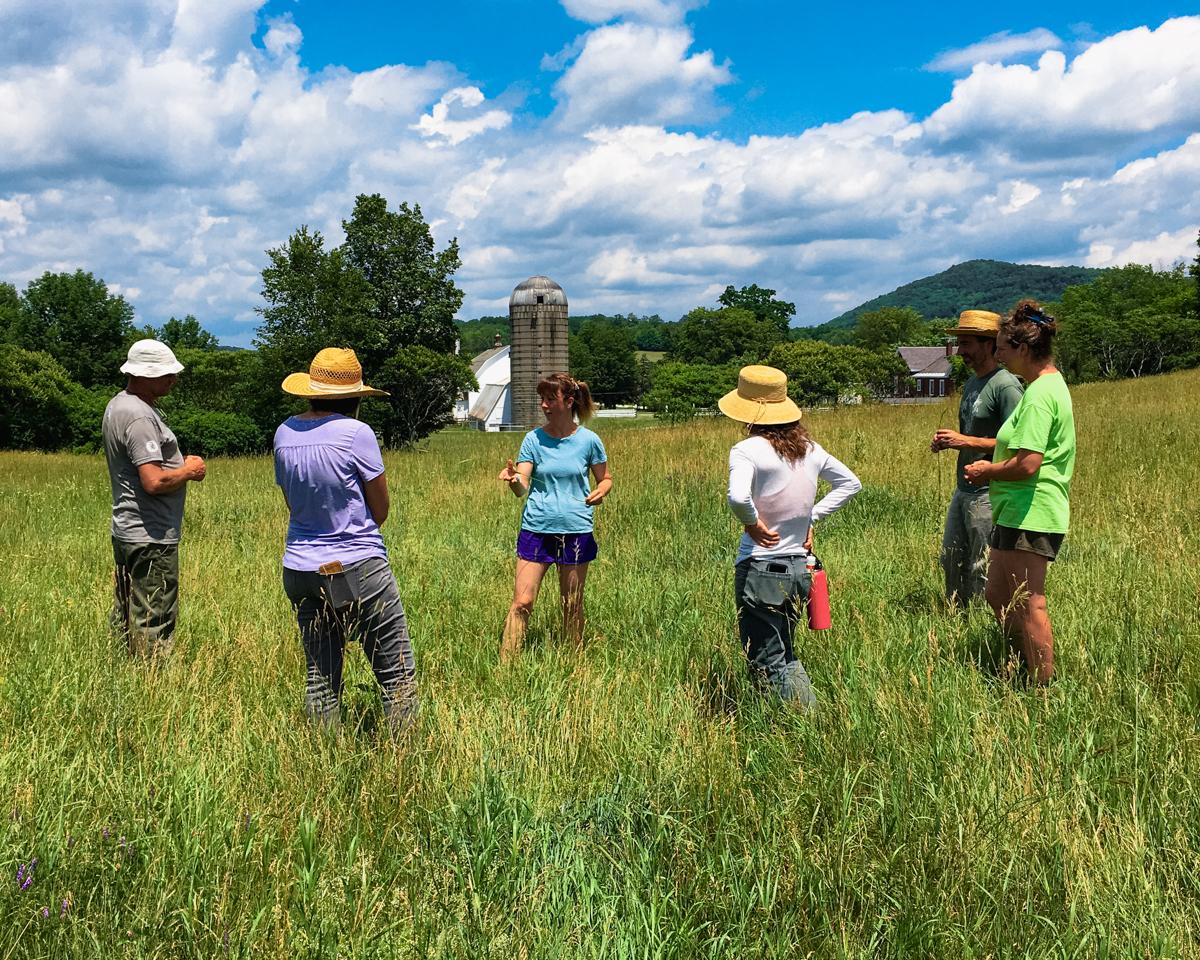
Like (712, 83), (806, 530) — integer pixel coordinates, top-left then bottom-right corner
(273, 348), (416, 732)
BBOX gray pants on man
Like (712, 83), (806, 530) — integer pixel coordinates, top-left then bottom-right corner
(941, 488), (993, 604)
(282, 556), (417, 731)
(111, 538), (179, 656)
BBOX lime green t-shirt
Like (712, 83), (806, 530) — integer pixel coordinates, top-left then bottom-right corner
(989, 372), (1075, 534)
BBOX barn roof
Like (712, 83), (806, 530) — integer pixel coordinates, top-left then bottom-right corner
(897, 346), (952, 378)
(470, 344), (507, 376)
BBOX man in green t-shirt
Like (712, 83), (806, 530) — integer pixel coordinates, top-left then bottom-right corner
(931, 311), (1023, 604)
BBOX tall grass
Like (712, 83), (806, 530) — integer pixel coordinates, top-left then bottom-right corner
(1, 369), (1198, 958)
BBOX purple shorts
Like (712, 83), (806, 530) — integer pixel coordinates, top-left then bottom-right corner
(516, 530), (598, 565)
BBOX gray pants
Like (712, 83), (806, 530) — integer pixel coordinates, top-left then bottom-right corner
(734, 556), (815, 708)
(941, 489), (993, 604)
(111, 538), (179, 657)
(282, 557), (417, 730)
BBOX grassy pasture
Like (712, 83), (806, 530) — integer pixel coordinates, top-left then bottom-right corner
(1, 369), (1199, 958)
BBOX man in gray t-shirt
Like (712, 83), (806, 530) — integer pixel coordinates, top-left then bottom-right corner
(931, 311), (1023, 605)
(103, 340), (206, 655)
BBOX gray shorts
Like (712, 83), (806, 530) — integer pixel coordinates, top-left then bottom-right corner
(990, 524), (1065, 561)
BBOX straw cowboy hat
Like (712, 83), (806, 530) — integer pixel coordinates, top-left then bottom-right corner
(718, 365), (803, 425)
(282, 348), (389, 398)
(120, 339), (184, 378)
(946, 310), (1001, 338)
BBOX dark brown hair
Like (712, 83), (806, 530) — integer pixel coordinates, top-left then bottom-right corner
(749, 420), (812, 464)
(1001, 299), (1058, 362)
(537, 372), (596, 422)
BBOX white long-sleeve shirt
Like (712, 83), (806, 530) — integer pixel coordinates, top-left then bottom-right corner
(727, 436), (862, 563)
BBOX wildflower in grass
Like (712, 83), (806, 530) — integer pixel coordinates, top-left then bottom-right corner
(102, 827), (109, 840)
(17, 858), (36, 891)
(41, 906), (49, 919)
(61, 898), (69, 917)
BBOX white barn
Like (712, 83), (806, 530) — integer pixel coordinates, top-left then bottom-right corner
(455, 338), (513, 431)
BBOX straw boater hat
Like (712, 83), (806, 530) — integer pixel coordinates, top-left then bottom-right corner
(121, 339), (184, 378)
(718, 365), (803, 425)
(946, 310), (1001, 338)
(282, 348), (389, 398)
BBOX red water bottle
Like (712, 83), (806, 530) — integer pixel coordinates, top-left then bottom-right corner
(806, 553), (831, 630)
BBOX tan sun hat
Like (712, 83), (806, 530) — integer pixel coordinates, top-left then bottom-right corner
(282, 348), (389, 398)
(717, 365), (803, 425)
(946, 310), (1001, 338)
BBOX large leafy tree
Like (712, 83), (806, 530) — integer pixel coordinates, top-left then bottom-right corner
(718, 284), (795, 337)
(670, 306), (784, 365)
(854, 306), (926, 350)
(158, 315), (220, 351)
(341, 193), (463, 358)
(1055, 264), (1199, 380)
(10, 270), (135, 388)
(255, 225), (376, 427)
(255, 196), (473, 446)
(641, 361), (736, 421)
(768, 340), (908, 406)
(1190, 229), (1200, 317)
(368, 346), (476, 448)
(569, 318), (638, 404)
(0, 282), (20, 340)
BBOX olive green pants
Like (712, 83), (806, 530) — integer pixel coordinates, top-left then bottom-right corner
(111, 538), (179, 657)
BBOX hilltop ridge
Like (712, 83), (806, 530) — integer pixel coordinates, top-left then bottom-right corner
(806, 259), (1103, 340)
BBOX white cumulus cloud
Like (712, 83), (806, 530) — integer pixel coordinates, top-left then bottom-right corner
(414, 86), (512, 147)
(551, 23), (732, 129)
(925, 28), (1063, 72)
(925, 17), (1200, 161)
(561, 0), (706, 25)
(1, 5), (1199, 338)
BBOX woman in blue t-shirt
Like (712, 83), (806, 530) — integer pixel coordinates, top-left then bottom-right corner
(497, 373), (612, 660)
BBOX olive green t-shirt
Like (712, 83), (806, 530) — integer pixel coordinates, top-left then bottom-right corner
(989, 372), (1075, 534)
(955, 367), (1024, 493)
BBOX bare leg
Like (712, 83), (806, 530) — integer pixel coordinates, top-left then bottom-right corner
(558, 562), (590, 651)
(985, 548), (1053, 684)
(501, 559), (551, 662)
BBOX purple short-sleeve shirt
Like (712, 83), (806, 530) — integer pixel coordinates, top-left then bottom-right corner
(273, 414), (387, 571)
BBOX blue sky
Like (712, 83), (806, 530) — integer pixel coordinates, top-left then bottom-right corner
(259, 1), (1193, 135)
(1, 1), (1198, 343)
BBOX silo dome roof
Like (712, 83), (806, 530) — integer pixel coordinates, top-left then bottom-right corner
(509, 275), (567, 308)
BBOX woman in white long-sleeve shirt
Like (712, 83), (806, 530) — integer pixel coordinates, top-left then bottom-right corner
(719, 366), (862, 707)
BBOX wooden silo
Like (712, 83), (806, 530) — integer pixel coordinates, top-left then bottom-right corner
(508, 276), (568, 428)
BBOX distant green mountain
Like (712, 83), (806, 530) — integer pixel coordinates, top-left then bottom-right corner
(804, 259), (1104, 341)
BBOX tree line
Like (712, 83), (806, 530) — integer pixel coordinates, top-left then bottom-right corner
(2, 194), (475, 455)
(3, 207), (1198, 453)
(517, 236), (1200, 419)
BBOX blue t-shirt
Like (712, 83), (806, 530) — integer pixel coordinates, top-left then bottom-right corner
(517, 426), (608, 534)
(273, 414), (387, 571)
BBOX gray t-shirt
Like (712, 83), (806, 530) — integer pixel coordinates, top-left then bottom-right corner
(102, 391), (186, 543)
(956, 367), (1024, 493)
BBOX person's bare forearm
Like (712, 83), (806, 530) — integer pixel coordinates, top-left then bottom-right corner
(142, 466), (191, 495)
(976, 457), (1036, 482)
(966, 436), (997, 452)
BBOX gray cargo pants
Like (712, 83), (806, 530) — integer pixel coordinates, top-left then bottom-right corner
(111, 538), (179, 657)
(282, 556), (417, 731)
(941, 488), (993, 604)
(734, 555), (816, 708)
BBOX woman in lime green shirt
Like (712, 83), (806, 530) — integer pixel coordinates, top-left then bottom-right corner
(963, 301), (1075, 684)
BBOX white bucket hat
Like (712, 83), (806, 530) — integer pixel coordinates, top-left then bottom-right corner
(120, 339), (184, 378)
